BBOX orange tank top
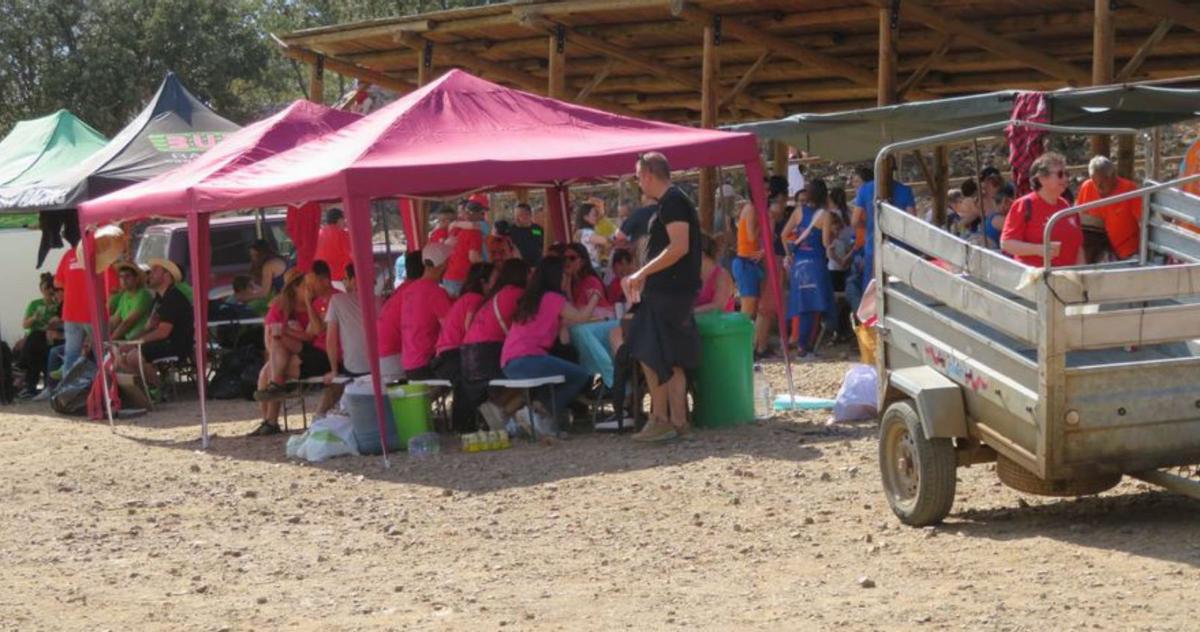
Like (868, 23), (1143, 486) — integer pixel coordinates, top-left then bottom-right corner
(736, 213), (759, 257)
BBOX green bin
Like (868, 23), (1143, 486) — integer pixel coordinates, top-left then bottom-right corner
(693, 312), (755, 428)
(388, 383), (431, 449)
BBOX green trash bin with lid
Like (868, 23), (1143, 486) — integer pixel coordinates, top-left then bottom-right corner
(693, 311), (755, 428)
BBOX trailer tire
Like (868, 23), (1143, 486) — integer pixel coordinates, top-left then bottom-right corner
(879, 400), (957, 526)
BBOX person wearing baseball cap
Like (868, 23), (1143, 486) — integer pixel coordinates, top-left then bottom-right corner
(115, 257), (194, 395)
(395, 242), (454, 380)
(108, 261), (153, 341)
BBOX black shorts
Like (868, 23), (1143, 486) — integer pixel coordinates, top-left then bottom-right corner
(628, 290), (701, 383)
(299, 342), (331, 378)
(143, 340), (185, 362)
(405, 365), (435, 381)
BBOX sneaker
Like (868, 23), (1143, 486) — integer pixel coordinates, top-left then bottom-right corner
(675, 423), (696, 441)
(594, 413), (636, 432)
(479, 401), (507, 431)
(248, 420), (282, 436)
(17, 388), (37, 400)
(530, 409), (557, 438)
(632, 420), (678, 443)
(33, 388), (55, 402)
(253, 382), (294, 402)
(513, 407), (534, 436)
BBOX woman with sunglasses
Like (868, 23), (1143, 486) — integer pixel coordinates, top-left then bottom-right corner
(1000, 152), (1084, 268)
(564, 242), (614, 319)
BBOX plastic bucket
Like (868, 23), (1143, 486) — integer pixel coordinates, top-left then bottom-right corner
(693, 312), (755, 428)
(388, 383), (431, 449)
(344, 381), (399, 455)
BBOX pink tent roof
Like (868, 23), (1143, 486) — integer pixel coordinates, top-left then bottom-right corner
(193, 69), (761, 209)
(79, 100), (361, 224)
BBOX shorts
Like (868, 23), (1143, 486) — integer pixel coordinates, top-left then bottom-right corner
(628, 290), (701, 383)
(298, 342), (331, 378)
(732, 256), (765, 298)
(143, 340), (185, 362)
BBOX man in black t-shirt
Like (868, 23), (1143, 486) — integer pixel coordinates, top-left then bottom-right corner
(624, 152), (702, 443)
(508, 202), (544, 264)
(116, 258), (194, 389)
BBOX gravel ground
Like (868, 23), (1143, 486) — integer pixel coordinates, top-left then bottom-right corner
(1, 342), (1198, 631)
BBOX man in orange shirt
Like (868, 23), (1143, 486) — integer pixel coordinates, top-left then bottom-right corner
(1076, 156), (1142, 260)
(314, 207), (352, 281)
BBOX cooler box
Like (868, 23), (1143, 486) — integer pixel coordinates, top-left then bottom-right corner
(693, 312), (755, 428)
(388, 383), (431, 449)
(344, 381), (400, 455)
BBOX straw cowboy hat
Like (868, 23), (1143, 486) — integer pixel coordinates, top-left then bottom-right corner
(282, 267), (306, 289)
(147, 258), (183, 284)
(113, 260), (146, 284)
(76, 224), (128, 272)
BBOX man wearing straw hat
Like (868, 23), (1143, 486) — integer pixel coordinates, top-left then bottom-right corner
(115, 258), (194, 390)
(109, 261), (153, 341)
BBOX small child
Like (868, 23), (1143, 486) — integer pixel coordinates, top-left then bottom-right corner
(606, 248), (634, 305)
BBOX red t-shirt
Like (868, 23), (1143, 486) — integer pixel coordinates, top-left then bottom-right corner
(445, 227), (482, 282)
(435, 292), (484, 354)
(55, 250), (90, 324)
(1000, 192), (1082, 267)
(463, 285), (521, 345)
(377, 284), (408, 357)
(606, 276), (626, 305)
(400, 278), (453, 370)
(1077, 177), (1142, 259)
(572, 274), (611, 309)
(429, 227), (450, 244)
(314, 224), (352, 281)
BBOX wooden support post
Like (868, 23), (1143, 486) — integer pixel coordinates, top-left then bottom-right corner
(698, 18), (719, 233)
(308, 54), (325, 104)
(1117, 134), (1136, 179)
(933, 145), (949, 227)
(1091, 0), (1114, 157)
(878, 7), (898, 200)
(772, 141), (788, 181)
(417, 40), (433, 86)
(1149, 126), (1163, 181)
(548, 24), (567, 99)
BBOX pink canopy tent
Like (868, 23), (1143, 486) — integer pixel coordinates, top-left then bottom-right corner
(185, 70), (789, 462)
(77, 101), (363, 445)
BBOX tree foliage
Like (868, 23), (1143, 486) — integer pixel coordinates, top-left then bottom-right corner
(0, 0), (494, 137)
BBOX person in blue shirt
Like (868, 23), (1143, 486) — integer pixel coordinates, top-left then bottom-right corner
(850, 165), (916, 295)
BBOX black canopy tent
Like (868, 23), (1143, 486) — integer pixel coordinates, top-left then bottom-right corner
(730, 84), (1200, 163)
(0, 72), (240, 212)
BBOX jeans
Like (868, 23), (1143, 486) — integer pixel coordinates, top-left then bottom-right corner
(503, 354), (593, 417)
(46, 345), (65, 387)
(62, 321), (91, 374)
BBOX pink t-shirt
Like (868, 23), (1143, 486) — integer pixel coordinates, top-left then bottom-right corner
(435, 292), (484, 354)
(501, 292), (567, 367)
(377, 285), (408, 357)
(400, 278), (453, 370)
(572, 274), (612, 309)
(463, 285), (521, 345)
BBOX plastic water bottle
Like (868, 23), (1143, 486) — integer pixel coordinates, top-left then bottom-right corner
(753, 364), (774, 420)
(408, 432), (440, 458)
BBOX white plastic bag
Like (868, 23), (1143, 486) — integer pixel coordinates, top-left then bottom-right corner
(833, 364), (879, 422)
(286, 414), (360, 462)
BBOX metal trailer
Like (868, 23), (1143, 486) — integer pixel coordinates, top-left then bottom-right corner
(871, 121), (1200, 526)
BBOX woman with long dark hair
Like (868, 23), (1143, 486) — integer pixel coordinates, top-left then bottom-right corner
(564, 242), (614, 318)
(500, 256), (598, 433)
(781, 178), (836, 356)
(463, 258), (531, 430)
(431, 262), (494, 431)
(245, 239), (288, 303)
(573, 201), (610, 270)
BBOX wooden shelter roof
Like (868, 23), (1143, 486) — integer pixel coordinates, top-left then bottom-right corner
(276, 0), (1200, 124)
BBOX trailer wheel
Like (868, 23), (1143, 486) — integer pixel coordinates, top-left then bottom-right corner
(879, 400), (957, 526)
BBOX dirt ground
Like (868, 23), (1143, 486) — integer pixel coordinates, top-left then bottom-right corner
(2, 345), (1198, 631)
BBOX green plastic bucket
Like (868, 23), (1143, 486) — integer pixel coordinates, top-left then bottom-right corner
(693, 312), (755, 428)
(388, 383), (431, 449)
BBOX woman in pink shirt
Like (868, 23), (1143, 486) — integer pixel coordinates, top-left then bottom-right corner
(459, 258), (530, 430)
(500, 256), (599, 431)
(565, 242), (614, 319)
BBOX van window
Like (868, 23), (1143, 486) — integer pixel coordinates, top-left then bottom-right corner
(212, 225), (261, 268)
(135, 231), (171, 265)
(269, 222), (295, 259)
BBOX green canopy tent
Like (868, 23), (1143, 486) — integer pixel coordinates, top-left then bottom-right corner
(730, 84), (1200, 163)
(0, 110), (108, 228)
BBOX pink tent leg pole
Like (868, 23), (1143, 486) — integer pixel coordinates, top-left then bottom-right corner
(187, 214), (212, 449)
(745, 160), (795, 402)
(400, 198), (422, 252)
(82, 230), (114, 426)
(345, 195), (391, 468)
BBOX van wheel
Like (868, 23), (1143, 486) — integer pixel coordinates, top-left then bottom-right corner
(879, 400), (957, 526)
